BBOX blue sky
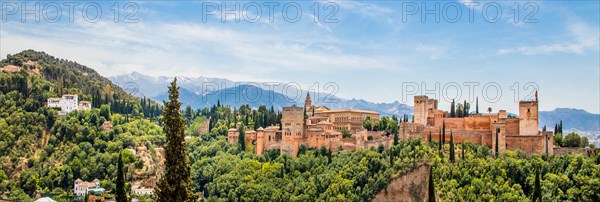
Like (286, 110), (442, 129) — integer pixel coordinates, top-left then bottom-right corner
(1, 0), (599, 114)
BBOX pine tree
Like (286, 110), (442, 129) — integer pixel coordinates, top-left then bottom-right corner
(156, 78), (197, 202)
(449, 131), (455, 163)
(428, 166), (435, 202)
(116, 152), (127, 202)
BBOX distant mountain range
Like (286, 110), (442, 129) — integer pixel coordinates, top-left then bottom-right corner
(539, 108), (600, 133)
(109, 72), (414, 117)
(109, 72), (599, 132)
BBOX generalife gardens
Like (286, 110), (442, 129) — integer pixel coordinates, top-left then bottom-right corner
(1, 1), (599, 202)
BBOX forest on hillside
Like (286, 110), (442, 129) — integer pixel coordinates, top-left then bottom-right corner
(0, 50), (598, 202)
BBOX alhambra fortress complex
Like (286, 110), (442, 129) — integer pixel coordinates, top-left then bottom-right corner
(228, 93), (554, 157)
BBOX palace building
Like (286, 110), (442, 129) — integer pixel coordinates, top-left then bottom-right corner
(400, 93), (554, 156)
(228, 93), (553, 157)
(228, 93), (386, 157)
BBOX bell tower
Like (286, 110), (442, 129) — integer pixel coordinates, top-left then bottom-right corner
(305, 92), (312, 110)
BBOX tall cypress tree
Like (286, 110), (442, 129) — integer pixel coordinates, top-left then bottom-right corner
(116, 152), (126, 202)
(559, 120), (563, 134)
(428, 166), (435, 202)
(461, 142), (465, 159)
(238, 125), (246, 152)
(449, 131), (455, 163)
(450, 99), (456, 117)
(438, 134), (443, 158)
(475, 97), (479, 114)
(327, 148), (332, 164)
(429, 131), (432, 144)
(156, 78), (197, 202)
(438, 128), (442, 151)
(442, 121), (446, 144)
(463, 100), (468, 117)
(532, 167), (542, 202)
(495, 128), (499, 158)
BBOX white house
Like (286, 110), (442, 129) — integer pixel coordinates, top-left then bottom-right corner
(73, 178), (100, 196)
(47, 94), (92, 115)
(131, 185), (154, 196)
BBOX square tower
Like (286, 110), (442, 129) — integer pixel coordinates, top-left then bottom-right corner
(518, 101), (538, 135)
(413, 96), (429, 126)
(281, 106), (304, 156)
(492, 122), (506, 156)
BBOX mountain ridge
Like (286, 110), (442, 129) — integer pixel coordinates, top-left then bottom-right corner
(110, 72), (599, 132)
(109, 72), (414, 117)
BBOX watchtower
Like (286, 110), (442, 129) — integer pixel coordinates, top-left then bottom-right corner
(414, 96), (429, 126)
(518, 100), (538, 135)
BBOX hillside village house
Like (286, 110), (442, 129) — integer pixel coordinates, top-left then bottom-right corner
(47, 94), (92, 115)
(73, 179), (101, 197)
(131, 185), (154, 196)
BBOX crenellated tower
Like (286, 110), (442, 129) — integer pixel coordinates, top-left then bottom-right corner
(518, 97), (539, 135)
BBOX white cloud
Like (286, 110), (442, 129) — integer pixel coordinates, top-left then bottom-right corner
(0, 17), (404, 80)
(496, 21), (599, 55)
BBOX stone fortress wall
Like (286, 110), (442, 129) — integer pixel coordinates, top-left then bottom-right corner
(400, 94), (553, 156)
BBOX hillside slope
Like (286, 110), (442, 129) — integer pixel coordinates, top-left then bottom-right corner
(0, 50), (163, 201)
